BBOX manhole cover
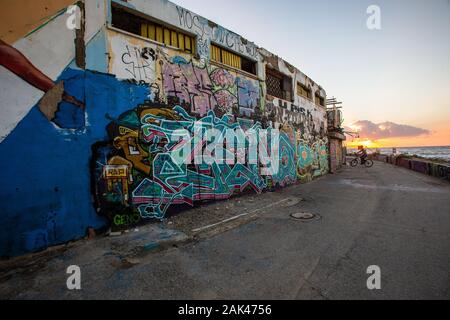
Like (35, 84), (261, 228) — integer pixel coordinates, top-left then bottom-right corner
(290, 212), (320, 222)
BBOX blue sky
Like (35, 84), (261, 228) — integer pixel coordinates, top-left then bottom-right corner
(172, 0), (450, 146)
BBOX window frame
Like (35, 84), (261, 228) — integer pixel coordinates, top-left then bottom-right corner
(111, 3), (197, 55)
(315, 92), (325, 107)
(265, 67), (293, 102)
(297, 82), (312, 100)
(210, 43), (257, 76)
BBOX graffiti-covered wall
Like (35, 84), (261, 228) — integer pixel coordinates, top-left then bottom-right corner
(91, 24), (329, 229)
(0, 0), (329, 257)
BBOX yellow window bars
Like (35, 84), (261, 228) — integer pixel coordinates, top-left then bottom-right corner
(297, 83), (312, 100)
(211, 44), (242, 70)
(141, 22), (196, 54)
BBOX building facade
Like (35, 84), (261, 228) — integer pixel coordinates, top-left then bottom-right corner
(0, 0), (329, 257)
(327, 108), (346, 173)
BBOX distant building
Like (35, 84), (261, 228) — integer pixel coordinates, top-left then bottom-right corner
(327, 107), (346, 173)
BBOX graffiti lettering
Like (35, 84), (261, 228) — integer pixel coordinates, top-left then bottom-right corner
(212, 26), (258, 59)
(175, 6), (257, 60)
(113, 214), (141, 226)
(163, 56), (260, 116)
(121, 45), (155, 82)
(93, 98), (328, 223)
(141, 47), (156, 61)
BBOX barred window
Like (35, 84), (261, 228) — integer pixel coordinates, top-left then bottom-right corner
(315, 92), (325, 107)
(266, 67), (292, 101)
(297, 83), (312, 100)
(141, 22), (196, 54)
(211, 44), (256, 75)
(111, 3), (196, 55)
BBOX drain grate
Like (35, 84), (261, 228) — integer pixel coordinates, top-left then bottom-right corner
(290, 212), (320, 222)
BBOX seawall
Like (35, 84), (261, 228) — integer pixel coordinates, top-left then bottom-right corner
(373, 154), (450, 181)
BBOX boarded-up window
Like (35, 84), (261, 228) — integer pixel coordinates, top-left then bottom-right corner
(111, 3), (196, 55)
(141, 21), (196, 54)
(211, 44), (256, 75)
(266, 67), (292, 101)
(297, 83), (312, 100)
(315, 92), (325, 107)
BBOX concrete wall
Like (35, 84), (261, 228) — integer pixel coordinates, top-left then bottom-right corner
(373, 155), (450, 181)
(329, 139), (345, 173)
(0, 0), (329, 257)
(0, 0), (109, 257)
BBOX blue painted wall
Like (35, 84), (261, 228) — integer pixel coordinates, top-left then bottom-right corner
(86, 28), (109, 73)
(0, 68), (150, 257)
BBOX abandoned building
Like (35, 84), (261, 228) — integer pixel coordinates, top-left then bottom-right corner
(0, 0), (340, 257)
(326, 100), (347, 173)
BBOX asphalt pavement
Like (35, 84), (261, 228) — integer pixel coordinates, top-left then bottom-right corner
(1, 161), (449, 299)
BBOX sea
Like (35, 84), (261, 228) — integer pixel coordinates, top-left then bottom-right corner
(348, 146), (450, 161)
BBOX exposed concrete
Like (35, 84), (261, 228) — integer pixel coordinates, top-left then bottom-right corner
(38, 81), (64, 121)
(74, 1), (86, 69)
(0, 161), (449, 300)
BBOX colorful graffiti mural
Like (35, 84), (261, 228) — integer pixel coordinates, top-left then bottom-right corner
(162, 54), (261, 117)
(94, 103), (276, 224)
(0, 0), (330, 256)
(92, 94), (328, 228)
(297, 139), (329, 182)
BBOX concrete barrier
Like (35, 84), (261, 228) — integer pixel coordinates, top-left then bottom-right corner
(396, 157), (411, 169)
(373, 154), (450, 181)
(438, 165), (450, 180)
(411, 160), (429, 175)
(389, 155), (397, 165)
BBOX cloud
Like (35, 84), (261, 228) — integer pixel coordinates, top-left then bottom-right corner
(346, 120), (430, 140)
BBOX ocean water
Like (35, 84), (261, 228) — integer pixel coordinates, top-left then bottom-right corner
(349, 146), (450, 161)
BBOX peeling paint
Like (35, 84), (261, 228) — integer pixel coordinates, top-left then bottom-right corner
(75, 1), (86, 69)
(38, 81), (65, 121)
(0, 0), (331, 257)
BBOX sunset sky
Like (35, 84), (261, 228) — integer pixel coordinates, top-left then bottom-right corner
(173, 0), (450, 148)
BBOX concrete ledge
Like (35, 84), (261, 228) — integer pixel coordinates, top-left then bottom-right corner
(373, 154), (450, 181)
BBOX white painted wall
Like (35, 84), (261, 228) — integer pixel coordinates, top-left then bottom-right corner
(0, 0), (106, 143)
(85, 0), (107, 43)
(117, 0), (259, 62)
(0, 10), (76, 143)
(108, 29), (157, 84)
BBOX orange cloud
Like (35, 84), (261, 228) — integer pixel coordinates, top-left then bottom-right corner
(346, 120), (430, 140)
(343, 120), (446, 148)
